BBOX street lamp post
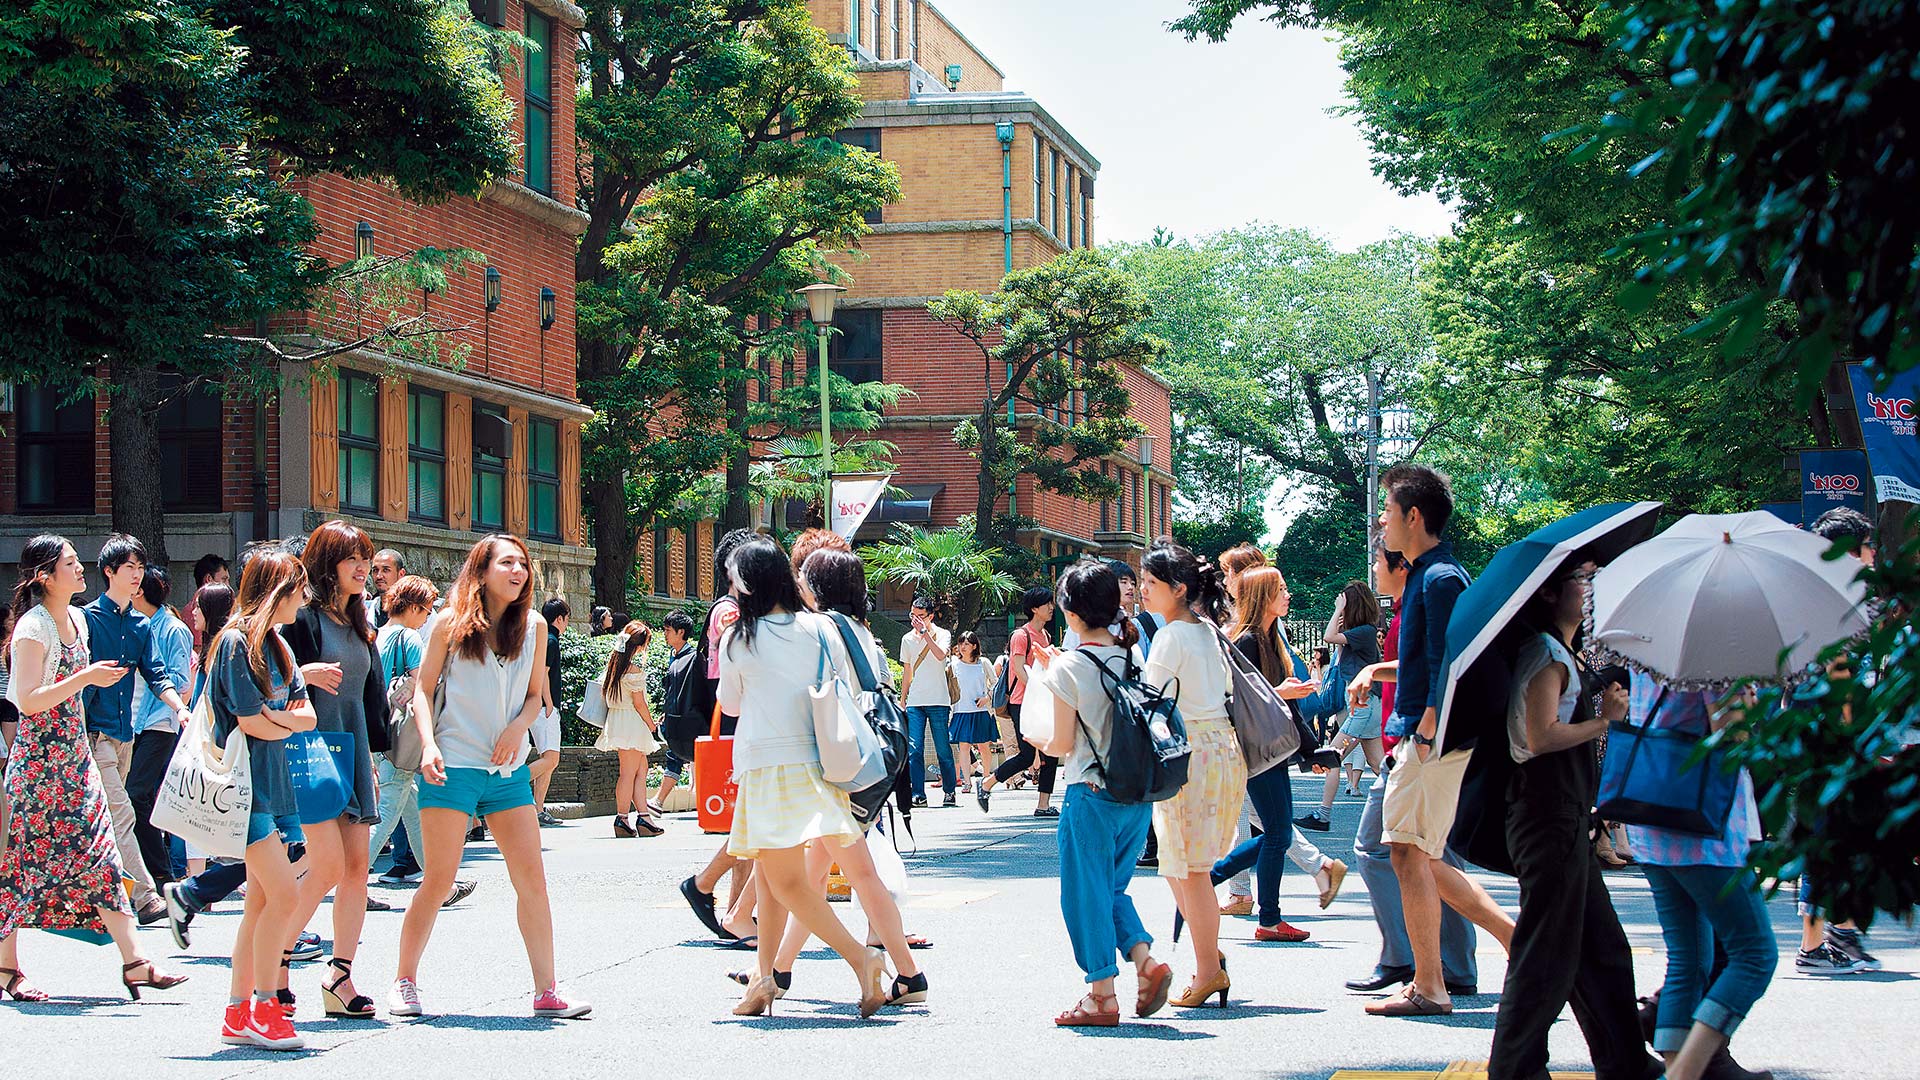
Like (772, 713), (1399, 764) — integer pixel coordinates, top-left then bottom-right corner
(797, 282), (846, 525)
(1364, 370), (1383, 592)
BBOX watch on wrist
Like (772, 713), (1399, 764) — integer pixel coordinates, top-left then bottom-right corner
(1410, 731), (1435, 747)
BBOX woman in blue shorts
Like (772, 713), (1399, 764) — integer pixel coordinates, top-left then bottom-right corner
(391, 533), (589, 1022)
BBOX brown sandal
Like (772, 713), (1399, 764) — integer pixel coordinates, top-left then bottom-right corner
(1365, 985), (1452, 1016)
(1055, 991), (1120, 1027)
(121, 959), (188, 1001)
(1, 966), (50, 1002)
(1135, 961), (1172, 1017)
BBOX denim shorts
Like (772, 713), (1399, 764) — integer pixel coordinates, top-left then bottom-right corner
(247, 811), (306, 848)
(417, 764), (534, 818)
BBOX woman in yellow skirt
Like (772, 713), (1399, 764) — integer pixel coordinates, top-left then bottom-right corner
(1138, 538), (1247, 1008)
(717, 537), (888, 1019)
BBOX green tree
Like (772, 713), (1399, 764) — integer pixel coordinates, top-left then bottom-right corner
(0, 0), (520, 563)
(862, 524), (1020, 632)
(574, 0), (902, 605)
(928, 248), (1160, 553)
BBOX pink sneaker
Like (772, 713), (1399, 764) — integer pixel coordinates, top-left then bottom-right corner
(245, 998), (305, 1050)
(220, 1002), (251, 1046)
(532, 984), (592, 1018)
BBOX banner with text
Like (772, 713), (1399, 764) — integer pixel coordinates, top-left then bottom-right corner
(1848, 363), (1920, 504)
(1801, 449), (1868, 523)
(830, 474), (893, 539)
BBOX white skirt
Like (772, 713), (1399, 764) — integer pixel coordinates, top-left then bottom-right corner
(594, 704), (659, 754)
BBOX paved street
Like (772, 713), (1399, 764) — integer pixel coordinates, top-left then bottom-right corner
(1, 775), (1914, 1080)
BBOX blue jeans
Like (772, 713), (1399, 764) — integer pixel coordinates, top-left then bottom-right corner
(368, 757), (423, 866)
(1212, 765), (1294, 927)
(1058, 783), (1154, 982)
(905, 705), (956, 795)
(1644, 862), (1778, 1051)
(175, 859), (250, 913)
(1354, 770), (1478, 982)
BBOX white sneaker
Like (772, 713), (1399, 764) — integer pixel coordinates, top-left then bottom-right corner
(388, 977), (424, 1017)
(532, 984), (592, 1018)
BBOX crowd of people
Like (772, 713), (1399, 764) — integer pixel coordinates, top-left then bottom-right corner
(0, 467), (1889, 1076)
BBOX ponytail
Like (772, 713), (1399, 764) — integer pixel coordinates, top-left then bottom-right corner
(8, 534), (68, 657)
(1142, 537), (1229, 623)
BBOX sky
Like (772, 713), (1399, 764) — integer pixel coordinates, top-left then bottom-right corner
(923, 0), (1456, 250)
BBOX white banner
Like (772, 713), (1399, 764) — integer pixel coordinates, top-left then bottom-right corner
(830, 474), (892, 539)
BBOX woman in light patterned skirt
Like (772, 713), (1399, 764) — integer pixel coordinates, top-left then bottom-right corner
(1138, 538), (1246, 1009)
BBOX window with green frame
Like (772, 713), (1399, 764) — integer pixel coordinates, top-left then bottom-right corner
(472, 403), (507, 531)
(524, 10), (554, 194)
(528, 417), (560, 540)
(337, 372), (379, 513)
(407, 387), (447, 523)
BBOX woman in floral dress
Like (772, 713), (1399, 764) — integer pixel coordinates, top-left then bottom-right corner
(0, 534), (187, 1002)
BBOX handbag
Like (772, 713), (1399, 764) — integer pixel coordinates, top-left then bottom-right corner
(694, 703), (737, 834)
(578, 679), (609, 729)
(1209, 621), (1300, 776)
(385, 671), (423, 772)
(1595, 688), (1740, 837)
(287, 729), (355, 825)
(811, 629), (881, 786)
(151, 695), (253, 860)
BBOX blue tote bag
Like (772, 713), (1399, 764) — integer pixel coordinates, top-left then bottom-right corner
(287, 730), (356, 825)
(1595, 690), (1739, 837)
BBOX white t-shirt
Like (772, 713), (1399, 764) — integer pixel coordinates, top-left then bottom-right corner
(1049, 644), (1140, 787)
(1140, 619), (1231, 724)
(900, 625), (953, 708)
(1507, 633), (1580, 764)
(950, 659), (991, 714)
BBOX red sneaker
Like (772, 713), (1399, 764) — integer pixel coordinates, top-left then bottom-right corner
(532, 984), (592, 1019)
(245, 998), (306, 1051)
(220, 1002), (251, 1046)
(1253, 921), (1312, 943)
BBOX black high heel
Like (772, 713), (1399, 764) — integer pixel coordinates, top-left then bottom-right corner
(322, 957), (377, 1018)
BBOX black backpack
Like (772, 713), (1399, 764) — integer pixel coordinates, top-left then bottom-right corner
(1073, 647), (1191, 804)
(824, 612), (911, 827)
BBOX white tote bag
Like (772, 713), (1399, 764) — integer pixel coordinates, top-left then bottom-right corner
(1016, 648), (1061, 749)
(578, 680), (609, 729)
(150, 695), (254, 860)
(809, 629), (884, 786)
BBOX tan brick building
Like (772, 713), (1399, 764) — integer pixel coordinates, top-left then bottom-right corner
(633, 3), (1177, 609)
(0, 0), (594, 603)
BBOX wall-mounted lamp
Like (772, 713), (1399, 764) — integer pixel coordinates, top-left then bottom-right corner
(946, 63), (963, 91)
(355, 221), (375, 260)
(485, 267), (502, 312)
(538, 287), (556, 331)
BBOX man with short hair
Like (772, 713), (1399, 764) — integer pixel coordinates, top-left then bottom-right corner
(653, 610), (699, 813)
(187, 553), (229, 650)
(82, 534), (194, 923)
(1368, 465), (1515, 1017)
(126, 564), (194, 885)
(529, 597), (571, 827)
(369, 549), (405, 628)
(901, 596), (957, 808)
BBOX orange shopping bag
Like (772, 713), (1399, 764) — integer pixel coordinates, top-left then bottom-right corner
(694, 703), (736, 834)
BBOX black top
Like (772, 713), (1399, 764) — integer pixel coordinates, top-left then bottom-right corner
(546, 630), (563, 706)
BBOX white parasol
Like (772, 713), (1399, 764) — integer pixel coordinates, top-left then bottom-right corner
(1588, 511), (1871, 688)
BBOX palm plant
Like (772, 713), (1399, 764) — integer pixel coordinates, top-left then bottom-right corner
(863, 523), (1019, 631)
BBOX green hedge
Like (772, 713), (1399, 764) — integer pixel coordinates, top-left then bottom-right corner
(555, 629), (673, 747)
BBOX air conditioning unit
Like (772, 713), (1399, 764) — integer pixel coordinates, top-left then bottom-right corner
(469, 0), (507, 28)
(474, 411), (515, 459)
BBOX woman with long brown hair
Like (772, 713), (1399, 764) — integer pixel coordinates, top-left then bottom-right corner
(596, 619), (664, 838)
(210, 551), (321, 1049)
(390, 533), (589, 1020)
(1296, 581), (1388, 830)
(0, 534), (187, 1005)
(278, 520), (390, 1019)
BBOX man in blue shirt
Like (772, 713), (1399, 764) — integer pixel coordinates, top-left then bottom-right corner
(126, 563), (194, 887)
(83, 534), (192, 922)
(1366, 466), (1515, 1019)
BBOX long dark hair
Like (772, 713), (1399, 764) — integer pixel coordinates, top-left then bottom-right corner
(10, 534), (70, 648)
(728, 537), (806, 651)
(447, 534), (535, 662)
(1142, 537), (1229, 623)
(302, 519), (375, 644)
(195, 583), (237, 673)
(800, 548), (868, 622)
(1515, 567), (1592, 724)
(1056, 558), (1139, 651)
(1338, 580), (1382, 632)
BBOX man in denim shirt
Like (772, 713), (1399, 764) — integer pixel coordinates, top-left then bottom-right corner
(1367, 466), (1516, 1018)
(82, 534), (192, 922)
(127, 563), (195, 887)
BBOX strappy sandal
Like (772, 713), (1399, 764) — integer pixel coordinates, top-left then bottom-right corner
(277, 950), (296, 1007)
(322, 957), (377, 1018)
(886, 971), (928, 1006)
(727, 969), (789, 998)
(1054, 991), (1120, 1027)
(121, 959), (188, 1001)
(1135, 960), (1173, 1017)
(0, 966), (50, 1002)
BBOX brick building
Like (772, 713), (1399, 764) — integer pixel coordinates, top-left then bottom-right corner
(633, 2), (1177, 611)
(0, 0), (593, 602)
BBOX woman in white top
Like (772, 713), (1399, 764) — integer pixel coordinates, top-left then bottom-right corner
(1138, 538), (1246, 1009)
(946, 632), (997, 786)
(391, 533), (589, 1021)
(595, 620), (664, 838)
(720, 538), (888, 1019)
(1037, 559), (1174, 1027)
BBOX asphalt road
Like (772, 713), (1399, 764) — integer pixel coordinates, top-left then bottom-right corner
(1, 775), (1914, 1080)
